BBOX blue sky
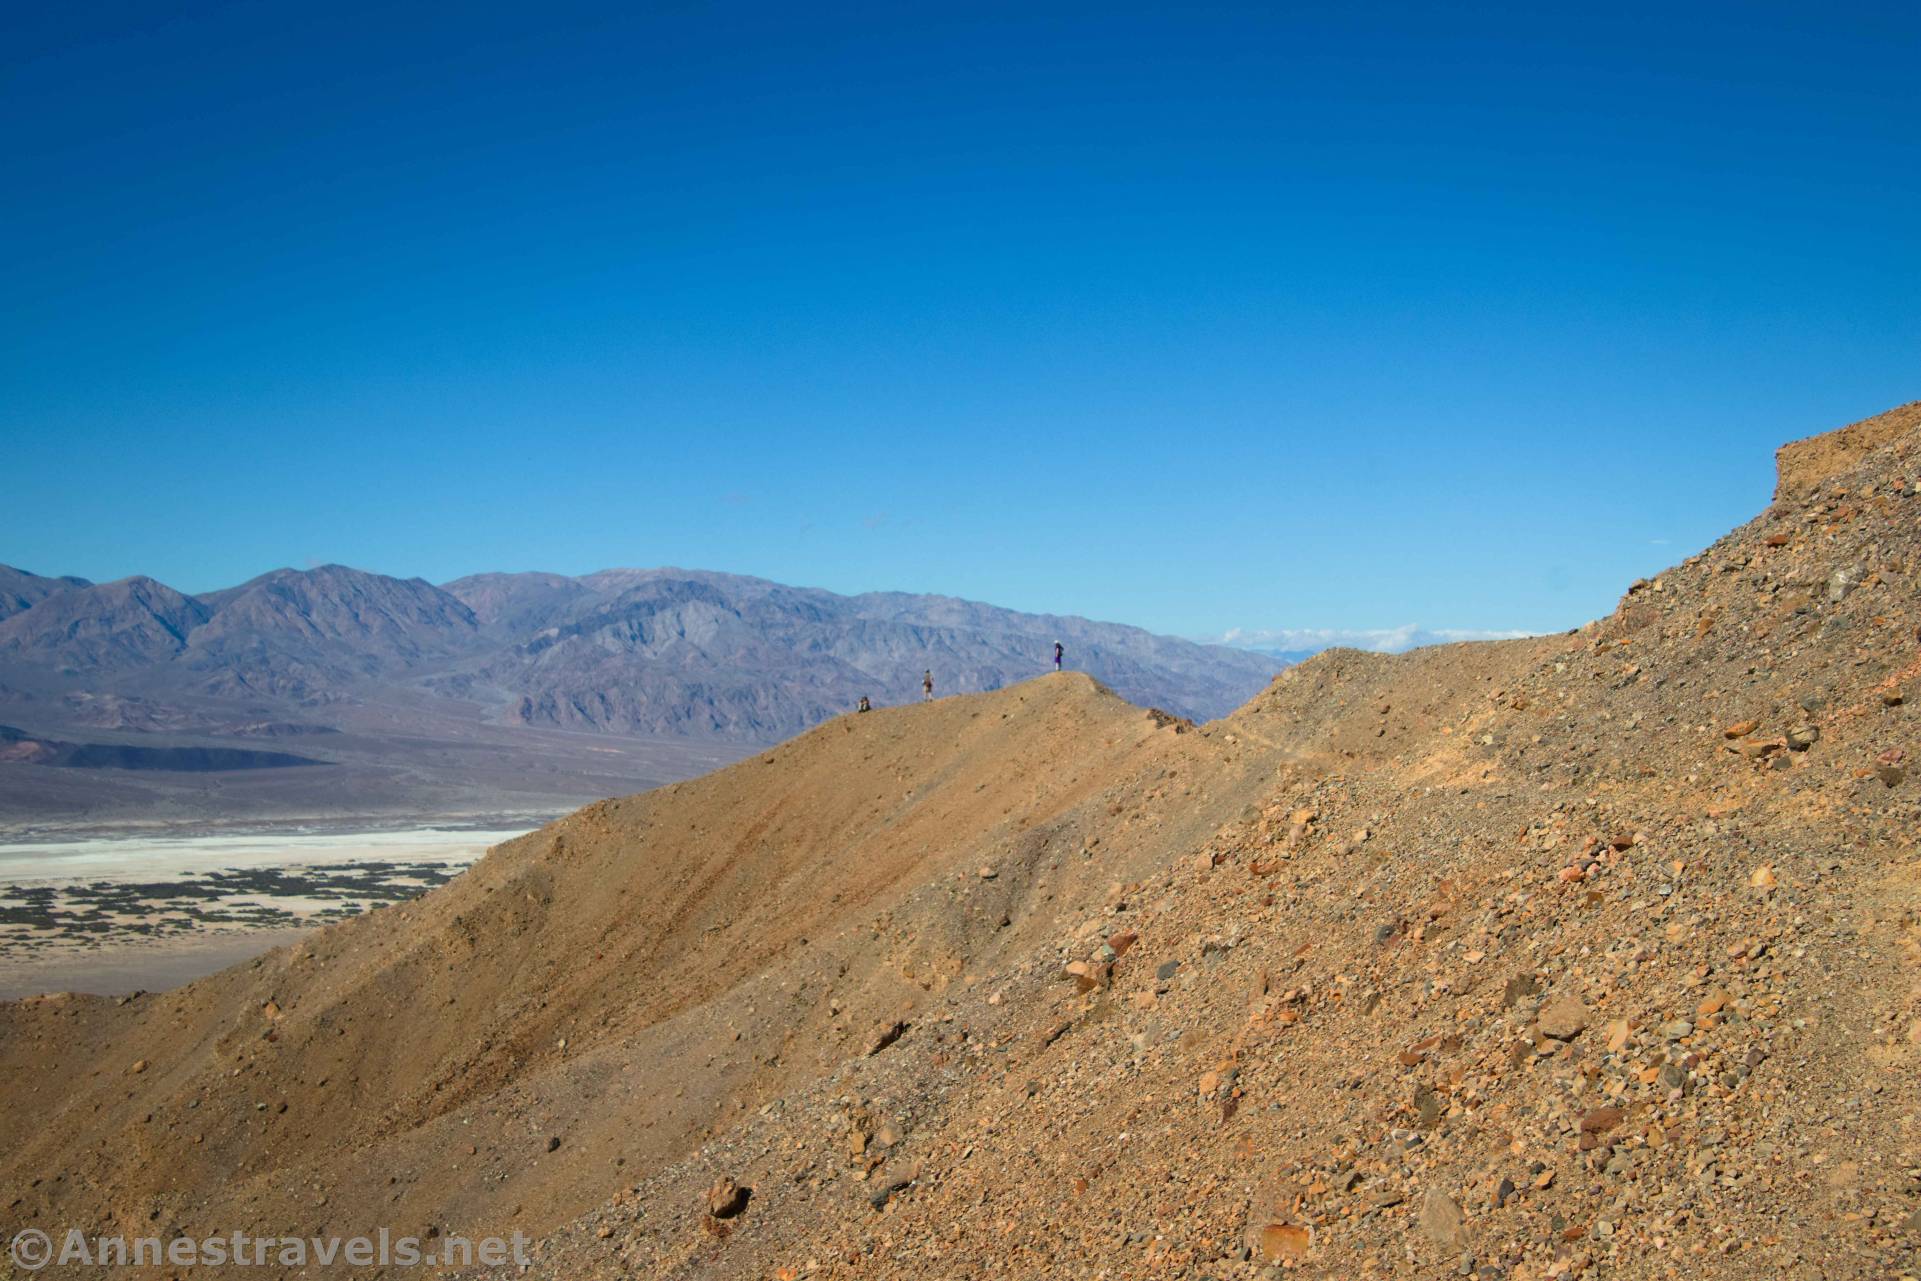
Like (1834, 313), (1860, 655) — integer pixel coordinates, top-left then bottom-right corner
(3, 2), (1916, 644)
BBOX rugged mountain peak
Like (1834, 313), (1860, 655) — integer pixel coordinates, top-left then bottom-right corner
(0, 575), (210, 669)
(0, 565), (92, 622)
(187, 564), (480, 666)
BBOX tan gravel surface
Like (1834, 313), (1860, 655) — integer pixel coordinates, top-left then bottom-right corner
(4, 402), (1918, 1280)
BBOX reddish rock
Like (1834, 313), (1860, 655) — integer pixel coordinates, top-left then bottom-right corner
(1580, 1106), (1625, 1134)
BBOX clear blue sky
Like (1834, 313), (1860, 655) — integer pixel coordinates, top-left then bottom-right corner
(4, 2), (1916, 643)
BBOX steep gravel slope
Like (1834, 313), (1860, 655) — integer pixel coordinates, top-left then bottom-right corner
(2, 402), (1917, 1281)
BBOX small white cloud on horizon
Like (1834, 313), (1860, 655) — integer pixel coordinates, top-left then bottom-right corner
(1211, 624), (1542, 655)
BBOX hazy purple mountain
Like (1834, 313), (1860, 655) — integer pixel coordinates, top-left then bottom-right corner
(181, 565), (477, 691)
(0, 560), (1282, 826)
(0, 576), (210, 671)
(440, 568), (1283, 736)
(0, 566), (92, 622)
(2, 562), (1279, 734)
(153, 566), (477, 702)
(442, 571), (599, 636)
(194, 566), (477, 646)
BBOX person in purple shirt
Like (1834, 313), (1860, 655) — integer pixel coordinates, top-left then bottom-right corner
(1053, 641), (1064, 671)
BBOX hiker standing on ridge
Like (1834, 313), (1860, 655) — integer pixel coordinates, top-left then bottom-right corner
(922, 670), (934, 701)
(1053, 641), (1064, 672)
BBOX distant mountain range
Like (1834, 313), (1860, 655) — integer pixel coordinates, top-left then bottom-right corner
(0, 563), (1281, 830)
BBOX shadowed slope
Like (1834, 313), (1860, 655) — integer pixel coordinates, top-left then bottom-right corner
(0, 673), (1201, 1249)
